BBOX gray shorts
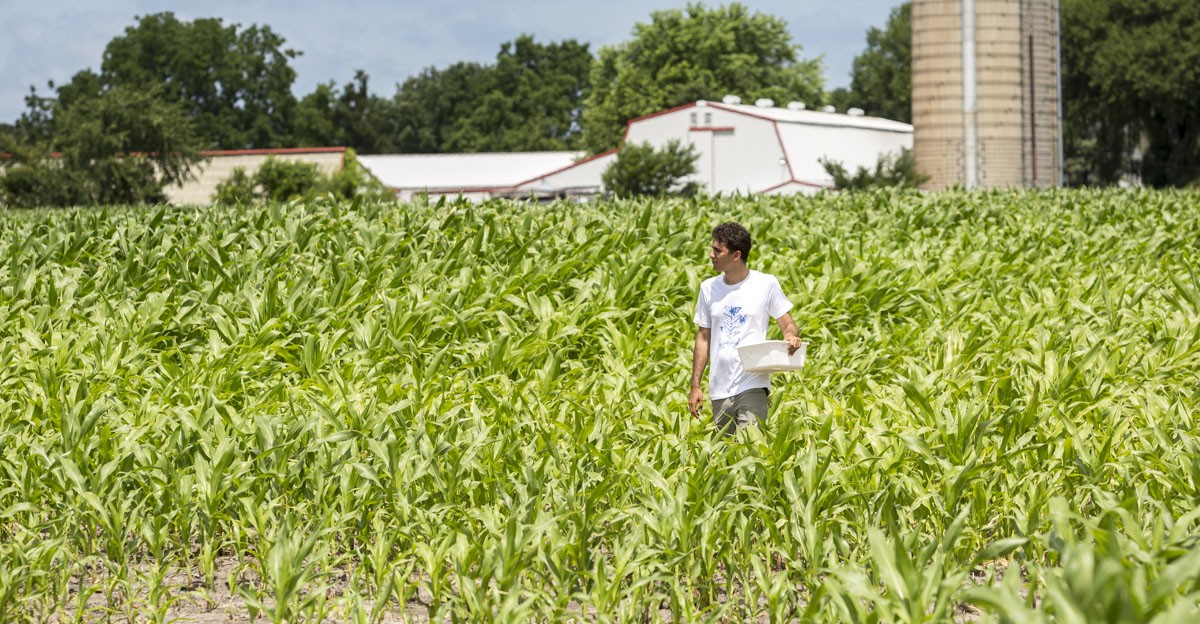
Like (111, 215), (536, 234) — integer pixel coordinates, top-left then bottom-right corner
(712, 388), (769, 435)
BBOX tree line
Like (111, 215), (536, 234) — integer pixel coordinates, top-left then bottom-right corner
(1, 0), (1196, 207)
(1, 5), (820, 158)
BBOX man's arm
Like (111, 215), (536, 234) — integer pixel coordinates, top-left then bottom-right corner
(689, 327), (711, 416)
(776, 313), (802, 355)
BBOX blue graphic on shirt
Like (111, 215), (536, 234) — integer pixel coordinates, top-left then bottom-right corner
(719, 305), (747, 348)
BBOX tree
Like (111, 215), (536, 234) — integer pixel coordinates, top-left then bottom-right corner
(293, 82), (341, 148)
(294, 71), (401, 154)
(390, 35), (592, 153)
(1, 86), (202, 208)
(819, 148), (928, 191)
(331, 71), (401, 154)
(447, 35), (592, 152)
(841, 2), (911, 122)
(96, 12), (300, 149)
(581, 3), (824, 154)
(1062, 0), (1200, 187)
(601, 140), (701, 198)
(392, 62), (496, 153)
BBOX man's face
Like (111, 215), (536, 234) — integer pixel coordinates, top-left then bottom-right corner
(710, 240), (738, 272)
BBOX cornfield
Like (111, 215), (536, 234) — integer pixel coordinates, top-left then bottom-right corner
(1, 190), (1199, 622)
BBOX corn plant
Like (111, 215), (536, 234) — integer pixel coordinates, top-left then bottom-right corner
(1, 189), (1199, 621)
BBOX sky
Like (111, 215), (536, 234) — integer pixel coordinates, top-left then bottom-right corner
(0, 0), (904, 123)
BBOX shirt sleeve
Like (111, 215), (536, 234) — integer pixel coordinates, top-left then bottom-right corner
(767, 276), (793, 319)
(694, 283), (711, 328)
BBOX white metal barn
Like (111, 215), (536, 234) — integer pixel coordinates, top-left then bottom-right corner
(356, 151), (607, 202)
(623, 99), (914, 195)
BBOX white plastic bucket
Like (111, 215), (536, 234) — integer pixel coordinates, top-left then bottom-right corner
(737, 340), (807, 373)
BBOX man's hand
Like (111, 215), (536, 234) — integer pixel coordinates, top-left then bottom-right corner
(689, 386), (705, 416)
(777, 313), (802, 355)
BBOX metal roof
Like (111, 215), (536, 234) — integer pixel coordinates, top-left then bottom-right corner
(704, 101), (914, 134)
(357, 151), (585, 191)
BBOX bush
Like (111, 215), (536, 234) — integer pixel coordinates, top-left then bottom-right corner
(820, 147), (929, 191)
(254, 158), (325, 202)
(213, 167), (257, 206)
(213, 150), (392, 205)
(601, 139), (701, 198)
(327, 149), (393, 201)
(0, 161), (87, 208)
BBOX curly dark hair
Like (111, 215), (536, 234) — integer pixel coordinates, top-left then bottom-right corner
(712, 222), (751, 263)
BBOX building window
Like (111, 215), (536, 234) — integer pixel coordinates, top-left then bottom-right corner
(690, 113), (697, 125)
(705, 113), (712, 125)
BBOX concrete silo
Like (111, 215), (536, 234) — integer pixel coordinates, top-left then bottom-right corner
(912, 0), (1061, 189)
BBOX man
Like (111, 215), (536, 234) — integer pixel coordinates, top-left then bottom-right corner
(689, 222), (802, 434)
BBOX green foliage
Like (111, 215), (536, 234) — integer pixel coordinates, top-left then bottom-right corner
(253, 158), (325, 203)
(96, 12), (299, 149)
(447, 35), (593, 152)
(1062, 0), (1200, 187)
(1, 85), (202, 208)
(214, 150), (392, 205)
(819, 147), (928, 190)
(212, 167), (258, 205)
(0, 160), (87, 208)
(601, 140), (701, 198)
(2, 191), (1200, 620)
(841, 2), (911, 123)
(392, 62), (493, 153)
(326, 148), (393, 201)
(293, 71), (402, 154)
(391, 35), (593, 153)
(580, 2), (824, 153)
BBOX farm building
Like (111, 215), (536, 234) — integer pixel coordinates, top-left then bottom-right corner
(355, 151), (614, 202)
(161, 100), (912, 204)
(623, 98), (914, 195)
(166, 147), (346, 205)
(355, 99), (912, 201)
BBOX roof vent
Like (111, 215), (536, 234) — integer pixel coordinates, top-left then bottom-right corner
(755, 98), (775, 108)
(847, 107), (865, 116)
(820, 105), (836, 113)
(786, 101), (806, 111)
(722, 94), (741, 105)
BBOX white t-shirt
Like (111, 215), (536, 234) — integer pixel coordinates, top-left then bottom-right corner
(694, 270), (793, 400)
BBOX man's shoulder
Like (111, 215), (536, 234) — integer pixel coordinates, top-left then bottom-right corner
(748, 270), (781, 284)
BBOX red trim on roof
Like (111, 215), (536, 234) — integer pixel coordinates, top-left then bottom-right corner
(627, 101), (701, 126)
(2, 152), (64, 159)
(510, 149), (617, 188)
(771, 121), (796, 180)
(6, 146), (347, 160)
(620, 101), (702, 145)
(758, 179), (828, 194)
(199, 146), (346, 157)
